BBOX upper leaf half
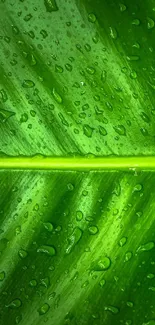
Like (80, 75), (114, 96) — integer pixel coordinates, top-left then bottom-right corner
(0, 0), (154, 157)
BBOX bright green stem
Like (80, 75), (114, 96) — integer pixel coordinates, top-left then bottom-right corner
(0, 156), (155, 170)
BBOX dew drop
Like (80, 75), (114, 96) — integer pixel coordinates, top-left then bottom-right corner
(104, 305), (119, 314)
(137, 241), (155, 252)
(119, 237), (127, 247)
(38, 303), (50, 315)
(22, 80), (35, 88)
(88, 225), (99, 235)
(66, 227), (83, 254)
(88, 13), (97, 23)
(114, 125), (126, 136)
(52, 88), (63, 104)
(7, 299), (22, 309)
(109, 27), (118, 39)
(44, 0), (58, 12)
(83, 124), (94, 138)
(37, 245), (56, 256)
(147, 17), (155, 29)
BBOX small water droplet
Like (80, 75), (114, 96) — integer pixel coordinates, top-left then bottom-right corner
(125, 251), (132, 262)
(88, 225), (99, 235)
(29, 279), (37, 287)
(147, 17), (155, 29)
(0, 271), (5, 281)
(132, 19), (140, 26)
(127, 301), (134, 307)
(38, 303), (50, 315)
(119, 237), (127, 247)
(22, 80), (35, 88)
(104, 305), (119, 314)
(147, 273), (155, 279)
(99, 278), (106, 287)
(114, 125), (126, 136)
(44, 0), (58, 12)
(43, 222), (54, 232)
(127, 55), (139, 61)
(37, 245), (56, 256)
(119, 3), (127, 12)
(130, 70), (137, 79)
(101, 70), (107, 83)
(134, 184), (143, 192)
(52, 88), (62, 104)
(109, 27), (118, 39)
(76, 211), (83, 221)
(140, 112), (150, 123)
(55, 64), (63, 73)
(18, 249), (28, 259)
(99, 126), (107, 136)
(88, 13), (97, 23)
(83, 124), (94, 138)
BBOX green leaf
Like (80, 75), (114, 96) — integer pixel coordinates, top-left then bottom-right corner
(1, 0), (155, 325)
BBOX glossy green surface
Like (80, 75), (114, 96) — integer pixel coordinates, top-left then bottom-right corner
(0, 0), (155, 156)
(1, 0), (155, 324)
(0, 170), (155, 325)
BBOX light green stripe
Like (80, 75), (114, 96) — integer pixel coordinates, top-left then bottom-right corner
(0, 156), (155, 170)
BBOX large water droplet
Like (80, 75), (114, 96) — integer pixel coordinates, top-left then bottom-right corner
(93, 257), (111, 271)
(22, 80), (35, 88)
(114, 125), (126, 136)
(66, 227), (83, 254)
(104, 305), (119, 314)
(119, 237), (127, 247)
(52, 88), (63, 104)
(147, 17), (155, 29)
(83, 124), (94, 138)
(43, 222), (54, 232)
(0, 108), (15, 122)
(76, 211), (83, 221)
(88, 13), (97, 23)
(37, 245), (56, 256)
(137, 241), (155, 252)
(44, 0), (58, 12)
(109, 27), (118, 39)
(7, 299), (22, 309)
(38, 303), (50, 315)
(88, 225), (99, 235)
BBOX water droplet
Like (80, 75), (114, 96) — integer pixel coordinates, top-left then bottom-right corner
(127, 301), (134, 307)
(29, 279), (37, 287)
(106, 101), (113, 111)
(55, 64), (63, 73)
(0, 271), (5, 281)
(7, 299), (22, 309)
(0, 89), (8, 102)
(81, 280), (89, 288)
(18, 249), (28, 259)
(86, 66), (96, 75)
(76, 211), (83, 221)
(125, 251), (133, 261)
(149, 286), (155, 292)
(38, 303), (50, 315)
(22, 80), (35, 88)
(147, 273), (155, 279)
(44, 0), (58, 12)
(130, 70), (137, 79)
(114, 125), (126, 136)
(52, 88), (62, 104)
(119, 237), (127, 247)
(134, 184), (143, 192)
(104, 305), (119, 314)
(109, 27), (118, 39)
(66, 227), (83, 254)
(147, 17), (155, 29)
(40, 277), (50, 288)
(15, 315), (22, 324)
(0, 108), (15, 122)
(137, 241), (155, 252)
(99, 126), (107, 136)
(48, 292), (56, 300)
(24, 14), (32, 22)
(43, 222), (54, 232)
(20, 113), (28, 123)
(99, 279), (106, 287)
(127, 55), (139, 61)
(88, 13), (97, 23)
(140, 112), (150, 123)
(132, 19), (140, 26)
(83, 124), (94, 138)
(93, 257), (111, 271)
(140, 127), (148, 136)
(37, 245), (56, 256)
(101, 70), (107, 83)
(143, 320), (155, 325)
(88, 225), (99, 235)
(119, 3), (127, 12)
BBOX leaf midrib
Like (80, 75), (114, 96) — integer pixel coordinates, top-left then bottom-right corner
(0, 156), (154, 170)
